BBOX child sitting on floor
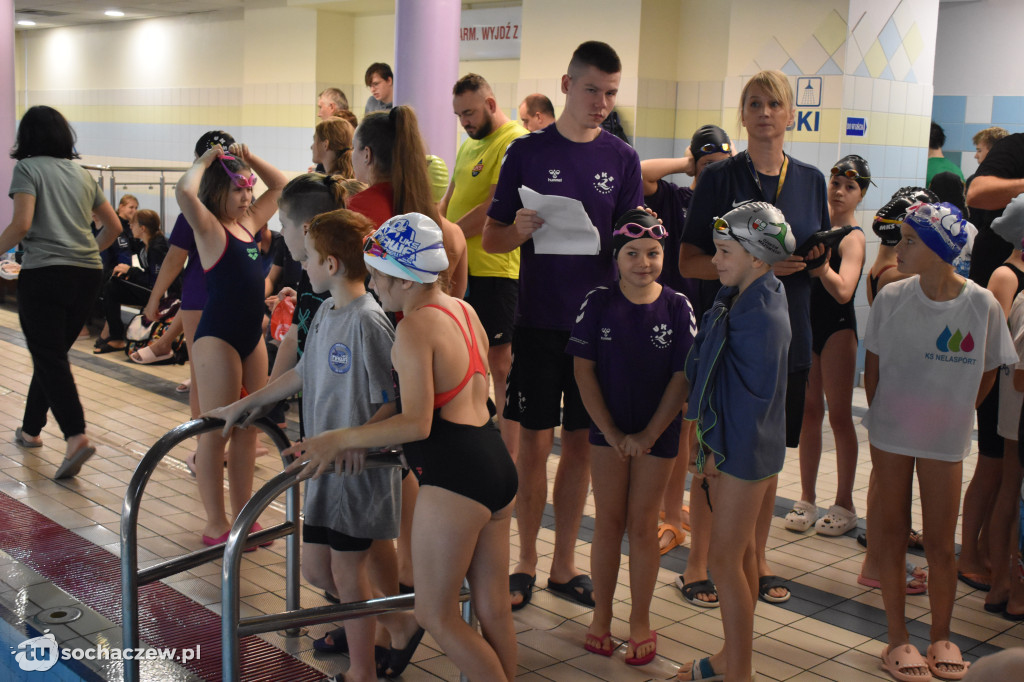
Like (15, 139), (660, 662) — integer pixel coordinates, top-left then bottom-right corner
(209, 209), (399, 682)
(676, 200), (794, 682)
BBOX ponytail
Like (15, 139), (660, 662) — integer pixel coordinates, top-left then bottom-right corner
(314, 117), (355, 178)
(387, 106), (440, 223)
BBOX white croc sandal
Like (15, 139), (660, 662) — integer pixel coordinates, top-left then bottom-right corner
(815, 504), (858, 536)
(784, 500), (817, 532)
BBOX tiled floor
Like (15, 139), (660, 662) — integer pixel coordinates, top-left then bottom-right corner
(0, 300), (1021, 681)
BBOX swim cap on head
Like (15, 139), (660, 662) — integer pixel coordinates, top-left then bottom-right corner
(712, 200), (795, 265)
(872, 187), (937, 246)
(690, 125), (732, 165)
(904, 201), (970, 264)
(194, 130), (235, 159)
(992, 193), (1024, 248)
(611, 208), (667, 258)
(830, 154), (873, 191)
(363, 212), (449, 283)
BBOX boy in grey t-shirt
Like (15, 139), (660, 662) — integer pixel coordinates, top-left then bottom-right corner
(209, 208), (397, 682)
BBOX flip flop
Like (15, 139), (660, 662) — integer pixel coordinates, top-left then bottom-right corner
(858, 529), (923, 549)
(857, 563), (928, 595)
(758, 575), (790, 604)
(583, 631), (615, 657)
(313, 627), (348, 653)
(880, 644), (932, 682)
(176, 379), (192, 393)
(54, 444), (97, 479)
(957, 571), (991, 591)
(547, 574), (595, 607)
(625, 631), (657, 666)
(14, 427), (42, 448)
(375, 626), (424, 678)
(674, 576), (719, 608)
(93, 339), (124, 355)
(509, 572), (535, 611)
(130, 345), (174, 364)
(658, 522), (686, 555)
(815, 504), (858, 536)
(677, 656), (724, 681)
(983, 599), (1007, 614)
(926, 640), (969, 680)
(1002, 608), (1024, 621)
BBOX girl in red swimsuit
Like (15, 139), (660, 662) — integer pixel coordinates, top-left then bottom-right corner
(286, 213), (518, 681)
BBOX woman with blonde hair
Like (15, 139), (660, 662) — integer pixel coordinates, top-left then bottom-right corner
(312, 117), (355, 178)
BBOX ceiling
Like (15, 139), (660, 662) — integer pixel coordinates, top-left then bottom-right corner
(12, 0), (519, 29)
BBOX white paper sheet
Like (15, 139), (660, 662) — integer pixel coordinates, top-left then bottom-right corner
(517, 185), (601, 255)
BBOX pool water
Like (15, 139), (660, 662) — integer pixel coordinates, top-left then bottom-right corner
(1, 602), (100, 682)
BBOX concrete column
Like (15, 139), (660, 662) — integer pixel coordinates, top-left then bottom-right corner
(0, 0), (15, 228)
(394, 0), (460, 168)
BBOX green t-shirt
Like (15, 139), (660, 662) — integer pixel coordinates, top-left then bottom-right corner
(926, 156), (964, 187)
(447, 120), (528, 279)
(8, 156), (106, 270)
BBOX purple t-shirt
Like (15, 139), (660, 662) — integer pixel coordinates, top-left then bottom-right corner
(566, 284), (696, 455)
(167, 214), (206, 311)
(488, 125), (643, 331)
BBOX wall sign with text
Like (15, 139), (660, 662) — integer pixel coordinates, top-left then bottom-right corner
(460, 7), (522, 60)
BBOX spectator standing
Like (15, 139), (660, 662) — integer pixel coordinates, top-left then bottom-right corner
(441, 73), (528, 460)
(483, 41), (642, 611)
(364, 63), (394, 115)
(927, 122), (965, 187)
(317, 87), (349, 120)
(518, 93), (556, 132)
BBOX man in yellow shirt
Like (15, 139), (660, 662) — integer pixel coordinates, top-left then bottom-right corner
(441, 73), (528, 458)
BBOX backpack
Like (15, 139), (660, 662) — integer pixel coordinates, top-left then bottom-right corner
(124, 299), (188, 365)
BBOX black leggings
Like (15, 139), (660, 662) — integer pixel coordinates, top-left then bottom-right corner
(101, 273), (151, 340)
(18, 266), (103, 439)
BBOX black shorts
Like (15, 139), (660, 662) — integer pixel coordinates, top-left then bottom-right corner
(978, 375), (1004, 458)
(504, 326), (590, 431)
(302, 522), (372, 552)
(465, 276), (517, 346)
(786, 369), (810, 448)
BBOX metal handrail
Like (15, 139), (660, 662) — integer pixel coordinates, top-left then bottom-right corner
(81, 163), (191, 228)
(120, 417), (295, 682)
(221, 456), (478, 682)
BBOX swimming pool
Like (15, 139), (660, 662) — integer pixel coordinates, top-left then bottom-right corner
(1, 601), (100, 682)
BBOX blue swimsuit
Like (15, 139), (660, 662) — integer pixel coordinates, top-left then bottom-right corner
(194, 223), (265, 359)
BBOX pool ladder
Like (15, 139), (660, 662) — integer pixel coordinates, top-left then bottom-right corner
(120, 417), (472, 681)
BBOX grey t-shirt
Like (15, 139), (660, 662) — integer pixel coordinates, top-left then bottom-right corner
(295, 293), (400, 540)
(9, 156), (106, 270)
(364, 95), (393, 116)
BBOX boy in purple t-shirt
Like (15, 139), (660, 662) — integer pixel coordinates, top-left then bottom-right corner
(483, 40), (643, 610)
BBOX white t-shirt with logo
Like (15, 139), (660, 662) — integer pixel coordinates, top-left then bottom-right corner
(864, 277), (1017, 461)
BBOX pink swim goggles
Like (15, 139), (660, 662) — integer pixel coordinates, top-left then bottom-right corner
(612, 222), (667, 240)
(218, 155), (257, 189)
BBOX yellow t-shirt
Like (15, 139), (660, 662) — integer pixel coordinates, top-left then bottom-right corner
(446, 120), (528, 279)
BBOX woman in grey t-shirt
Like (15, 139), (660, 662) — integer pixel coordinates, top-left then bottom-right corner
(0, 106), (122, 478)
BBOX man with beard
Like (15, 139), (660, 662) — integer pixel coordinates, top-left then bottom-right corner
(440, 73), (528, 460)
